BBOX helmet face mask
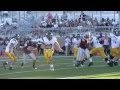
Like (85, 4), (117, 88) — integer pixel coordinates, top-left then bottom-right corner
(14, 34), (20, 40)
(46, 32), (53, 40)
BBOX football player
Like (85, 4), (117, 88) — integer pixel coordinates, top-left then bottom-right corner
(42, 32), (63, 71)
(20, 38), (38, 69)
(75, 36), (91, 67)
(89, 36), (106, 66)
(4, 34), (20, 70)
(107, 33), (120, 67)
(72, 34), (81, 64)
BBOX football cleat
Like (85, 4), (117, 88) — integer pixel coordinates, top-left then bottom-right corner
(81, 64), (84, 68)
(21, 62), (24, 67)
(75, 61), (81, 67)
(81, 61), (84, 65)
(114, 61), (118, 66)
(108, 61), (114, 67)
(9, 67), (14, 70)
(50, 67), (54, 71)
(34, 67), (37, 70)
(104, 58), (108, 62)
(3, 62), (8, 69)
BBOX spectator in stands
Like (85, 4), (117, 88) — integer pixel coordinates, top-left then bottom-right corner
(53, 22), (58, 28)
(54, 13), (59, 22)
(41, 21), (47, 28)
(47, 12), (53, 21)
(61, 11), (68, 21)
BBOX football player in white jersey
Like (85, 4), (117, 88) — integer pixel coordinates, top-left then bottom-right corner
(107, 33), (120, 66)
(42, 32), (63, 71)
(4, 34), (20, 70)
(90, 36), (106, 66)
(72, 34), (81, 63)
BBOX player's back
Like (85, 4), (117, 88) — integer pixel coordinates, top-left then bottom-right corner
(43, 36), (57, 45)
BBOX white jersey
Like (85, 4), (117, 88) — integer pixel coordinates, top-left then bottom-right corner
(72, 38), (81, 48)
(117, 36), (120, 47)
(36, 38), (43, 44)
(65, 38), (71, 46)
(43, 36), (58, 48)
(31, 38), (37, 43)
(92, 37), (102, 48)
(111, 37), (119, 48)
(5, 38), (18, 52)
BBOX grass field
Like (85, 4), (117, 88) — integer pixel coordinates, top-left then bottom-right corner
(0, 56), (120, 79)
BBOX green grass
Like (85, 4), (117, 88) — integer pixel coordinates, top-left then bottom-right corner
(0, 56), (120, 79)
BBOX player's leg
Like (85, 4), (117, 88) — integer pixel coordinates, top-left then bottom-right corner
(73, 48), (76, 60)
(105, 48), (115, 67)
(88, 48), (96, 66)
(99, 48), (106, 59)
(5, 52), (16, 70)
(21, 53), (27, 68)
(75, 48), (84, 67)
(44, 49), (54, 70)
(29, 52), (37, 69)
(85, 49), (93, 66)
(44, 49), (49, 62)
(112, 48), (119, 66)
(73, 47), (78, 64)
(48, 49), (54, 71)
(103, 45), (108, 56)
(10, 53), (17, 62)
(65, 46), (68, 56)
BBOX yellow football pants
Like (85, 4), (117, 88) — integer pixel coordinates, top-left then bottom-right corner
(5, 52), (17, 62)
(90, 47), (106, 58)
(44, 49), (54, 63)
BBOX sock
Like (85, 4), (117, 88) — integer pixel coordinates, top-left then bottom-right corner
(50, 64), (54, 68)
(10, 61), (14, 67)
(33, 60), (36, 68)
(21, 62), (24, 66)
(89, 58), (93, 62)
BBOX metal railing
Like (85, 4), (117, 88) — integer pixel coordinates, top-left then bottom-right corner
(0, 26), (120, 38)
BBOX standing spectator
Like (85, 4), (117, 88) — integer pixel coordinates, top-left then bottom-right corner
(47, 12), (53, 21)
(54, 13), (59, 22)
(64, 36), (71, 56)
(53, 22), (58, 28)
(41, 21), (47, 28)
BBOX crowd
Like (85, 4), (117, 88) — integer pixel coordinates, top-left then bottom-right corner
(0, 11), (119, 38)
(37, 12), (119, 28)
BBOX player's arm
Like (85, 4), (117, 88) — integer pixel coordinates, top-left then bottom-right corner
(54, 41), (63, 52)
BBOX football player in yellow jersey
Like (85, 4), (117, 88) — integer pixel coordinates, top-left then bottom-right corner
(4, 34), (20, 70)
(89, 36), (106, 67)
(42, 32), (63, 71)
(90, 36), (106, 58)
